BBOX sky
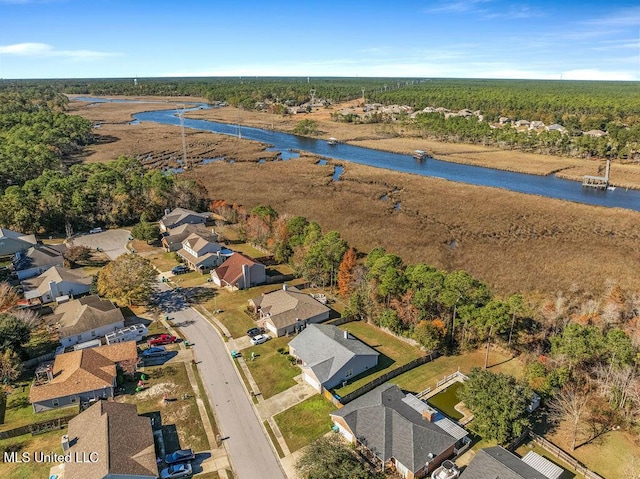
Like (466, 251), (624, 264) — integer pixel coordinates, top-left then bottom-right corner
(1, 0), (639, 80)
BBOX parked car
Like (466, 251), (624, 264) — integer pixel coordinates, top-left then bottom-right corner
(89, 227), (103, 234)
(164, 449), (195, 465)
(250, 334), (269, 345)
(150, 334), (178, 346)
(160, 462), (192, 479)
(142, 346), (167, 358)
(171, 265), (190, 275)
(246, 327), (265, 338)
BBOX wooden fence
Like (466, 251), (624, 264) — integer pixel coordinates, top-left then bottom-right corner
(508, 429), (604, 479)
(21, 352), (55, 369)
(337, 354), (436, 405)
(0, 414), (76, 440)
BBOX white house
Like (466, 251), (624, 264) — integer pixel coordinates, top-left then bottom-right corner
(22, 266), (91, 304)
(48, 295), (125, 348)
(13, 244), (65, 280)
(176, 232), (229, 272)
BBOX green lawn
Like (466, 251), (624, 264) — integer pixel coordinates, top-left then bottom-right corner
(392, 349), (523, 394)
(263, 421), (285, 458)
(274, 395), (335, 452)
(202, 284), (282, 339)
(148, 251), (181, 272)
(243, 336), (299, 399)
(0, 384), (79, 433)
(227, 242), (265, 259)
(0, 429), (66, 479)
(119, 363), (209, 453)
(331, 322), (424, 396)
(172, 271), (212, 288)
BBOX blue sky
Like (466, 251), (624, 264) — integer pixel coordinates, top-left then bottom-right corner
(1, 0), (639, 80)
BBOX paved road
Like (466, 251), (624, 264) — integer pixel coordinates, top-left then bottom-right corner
(154, 285), (286, 479)
(70, 229), (131, 260)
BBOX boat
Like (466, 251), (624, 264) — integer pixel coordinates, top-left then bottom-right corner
(607, 185), (616, 191)
(413, 149), (427, 160)
(431, 460), (459, 479)
(328, 137), (338, 145)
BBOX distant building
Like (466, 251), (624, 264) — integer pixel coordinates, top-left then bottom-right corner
(161, 223), (218, 252)
(22, 265), (91, 304)
(0, 228), (37, 257)
(159, 207), (211, 233)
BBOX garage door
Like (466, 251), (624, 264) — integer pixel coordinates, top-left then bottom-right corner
(303, 372), (321, 392)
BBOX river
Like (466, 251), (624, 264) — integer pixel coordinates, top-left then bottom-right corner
(75, 97), (640, 212)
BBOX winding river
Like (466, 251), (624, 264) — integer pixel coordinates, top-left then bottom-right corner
(75, 97), (640, 212)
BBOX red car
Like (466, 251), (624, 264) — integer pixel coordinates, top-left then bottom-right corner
(149, 334), (178, 346)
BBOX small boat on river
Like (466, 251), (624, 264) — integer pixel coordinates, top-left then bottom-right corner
(413, 149), (427, 160)
(431, 460), (459, 479)
(328, 137), (339, 145)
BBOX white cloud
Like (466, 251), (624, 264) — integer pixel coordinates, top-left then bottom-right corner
(561, 69), (636, 81)
(583, 6), (640, 27)
(0, 42), (119, 60)
(425, 0), (492, 15)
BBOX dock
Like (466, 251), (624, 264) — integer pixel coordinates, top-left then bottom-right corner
(582, 158), (612, 190)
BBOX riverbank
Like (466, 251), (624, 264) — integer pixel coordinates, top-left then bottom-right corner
(66, 96), (640, 296)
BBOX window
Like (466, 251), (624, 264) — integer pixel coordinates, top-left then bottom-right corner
(52, 398), (59, 407)
(345, 369), (353, 378)
(77, 335), (81, 341)
(91, 331), (96, 337)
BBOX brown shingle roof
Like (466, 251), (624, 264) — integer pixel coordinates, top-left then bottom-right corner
(29, 342), (137, 403)
(251, 287), (330, 330)
(54, 295), (125, 339)
(65, 400), (157, 479)
(213, 253), (257, 285)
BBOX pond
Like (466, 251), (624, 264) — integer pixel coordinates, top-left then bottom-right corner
(427, 381), (464, 421)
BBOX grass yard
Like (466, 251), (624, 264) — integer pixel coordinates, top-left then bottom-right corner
(129, 239), (160, 254)
(264, 421), (285, 458)
(119, 363), (209, 453)
(332, 322), (424, 396)
(393, 349), (523, 394)
(147, 250), (181, 272)
(243, 336), (299, 399)
(274, 395), (335, 452)
(202, 284), (282, 339)
(172, 271), (212, 288)
(0, 429), (66, 479)
(226, 242), (265, 259)
(545, 422), (638, 479)
(0, 384), (79, 432)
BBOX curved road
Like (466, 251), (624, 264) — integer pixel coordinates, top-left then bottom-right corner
(154, 285), (286, 479)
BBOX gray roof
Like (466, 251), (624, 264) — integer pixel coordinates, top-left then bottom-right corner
(53, 295), (125, 338)
(14, 244), (63, 270)
(162, 224), (217, 246)
(460, 447), (550, 479)
(289, 324), (379, 384)
(160, 207), (210, 230)
(251, 287), (330, 330)
(65, 400), (157, 479)
(22, 265), (91, 295)
(331, 383), (459, 473)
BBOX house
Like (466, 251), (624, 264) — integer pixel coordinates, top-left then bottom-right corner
(459, 446), (563, 479)
(22, 265), (91, 304)
(55, 400), (158, 479)
(288, 324), (379, 391)
(47, 295), (125, 348)
(0, 228), (37, 257)
(249, 284), (331, 337)
(331, 383), (469, 478)
(529, 120), (545, 130)
(545, 124), (567, 134)
(159, 207), (211, 233)
(176, 232), (229, 272)
(211, 253), (266, 290)
(584, 129), (608, 138)
(105, 324), (148, 345)
(13, 244), (65, 280)
(29, 341), (137, 412)
(161, 223), (218, 252)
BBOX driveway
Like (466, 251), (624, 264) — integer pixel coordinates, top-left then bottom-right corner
(154, 285), (286, 479)
(70, 229), (131, 260)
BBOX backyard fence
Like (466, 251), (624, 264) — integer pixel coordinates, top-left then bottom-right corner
(0, 414), (76, 440)
(327, 316), (359, 327)
(436, 370), (468, 388)
(508, 429), (605, 479)
(21, 352), (55, 369)
(337, 354), (437, 405)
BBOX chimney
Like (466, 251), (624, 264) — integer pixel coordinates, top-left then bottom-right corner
(48, 281), (59, 300)
(344, 330), (349, 340)
(61, 434), (70, 452)
(422, 407), (435, 422)
(164, 208), (171, 216)
(283, 283), (288, 291)
(241, 264), (250, 288)
(46, 365), (53, 382)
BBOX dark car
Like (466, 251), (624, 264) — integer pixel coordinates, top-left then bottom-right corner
(150, 334), (178, 346)
(246, 327), (265, 338)
(172, 265), (190, 275)
(142, 346), (167, 358)
(164, 448), (195, 465)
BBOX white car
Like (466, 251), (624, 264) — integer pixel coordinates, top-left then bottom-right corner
(89, 227), (103, 234)
(250, 334), (269, 345)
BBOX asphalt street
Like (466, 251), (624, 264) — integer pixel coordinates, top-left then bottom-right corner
(154, 285), (286, 479)
(70, 229), (131, 260)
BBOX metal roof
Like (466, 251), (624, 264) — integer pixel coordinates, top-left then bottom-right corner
(521, 452), (564, 479)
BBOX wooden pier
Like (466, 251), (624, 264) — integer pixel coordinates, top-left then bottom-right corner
(582, 158), (611, 190)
